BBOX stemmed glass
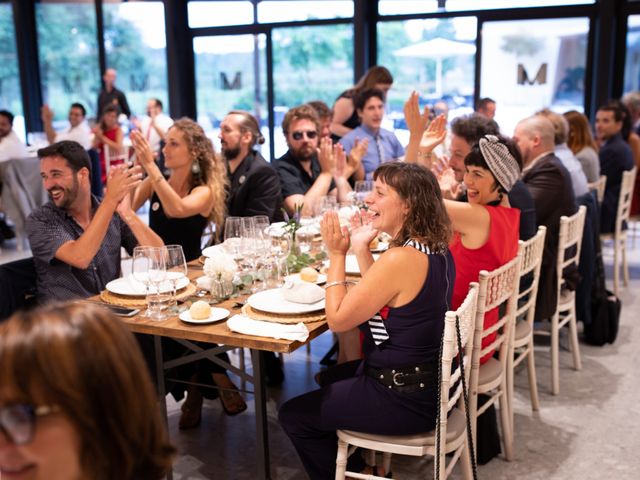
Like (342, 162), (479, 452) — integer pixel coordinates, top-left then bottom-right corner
(165, 245), (187, 307)
(223, 216), (242, 260)
(132, 246), (166, 319)
(354, 180), (373, 208)
(239, 217), (258, 292)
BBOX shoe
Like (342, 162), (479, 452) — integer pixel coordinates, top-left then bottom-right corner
(179, 388), (203, 430)
(211, 373), (247, 416)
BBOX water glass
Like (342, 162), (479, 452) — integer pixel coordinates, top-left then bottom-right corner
(354, 180), (373, 208)
(165, 245), (187, 307)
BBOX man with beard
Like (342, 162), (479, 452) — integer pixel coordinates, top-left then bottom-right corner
(0, 110), (27, 162)
(26, 140), (163, 302)
(275, 104), (354, 217)
(219, 110), (282, 221)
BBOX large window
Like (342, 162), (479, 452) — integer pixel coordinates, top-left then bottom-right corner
(103, 1), (168, 118)
(0, 2), (24, 139)
(188, 1), (254, 28)
(480, 17), (589, 135)
(624, 15), (640, 95)
(378, 17), (477, 142)
(379, 0), (594, 15)
(194, 34), (269, 156)
(257, 1), (353, 23)
(35, 1), (100, 122)
(272, 24), (353, 157)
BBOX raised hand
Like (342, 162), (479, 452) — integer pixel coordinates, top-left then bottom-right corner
(105, 164), (143, 206)
(320, 211), (350, 255)
(317, 136), (335, 174)
(349, 209), (378, 253)
(347, 137), (367, 176)
(421, 114), (447, 152)
(403, 91), (430, 138)
(130, 130), (155, 171)
(333, 143), (348, 179)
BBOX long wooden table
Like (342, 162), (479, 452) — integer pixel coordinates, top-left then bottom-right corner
(96, 266), (328, 480)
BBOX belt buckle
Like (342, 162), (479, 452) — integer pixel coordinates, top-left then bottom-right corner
(392, 371), (405, 386)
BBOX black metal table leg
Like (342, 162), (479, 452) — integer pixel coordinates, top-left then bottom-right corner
(251, 349), (271, 480)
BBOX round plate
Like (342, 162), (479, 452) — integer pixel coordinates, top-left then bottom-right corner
(285, 273), (327, 285)
(105, 275), (189, 297)
(247, 288), (325, 315)
(342, 254), (381, 275)
(201, 245), (225, 258)
(370, 241), (389, 253)
(179, 307), (230, 324)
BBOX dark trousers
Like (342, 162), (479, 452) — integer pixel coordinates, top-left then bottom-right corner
(278, 360), (366, 480)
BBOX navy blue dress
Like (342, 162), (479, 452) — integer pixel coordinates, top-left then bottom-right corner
(278, 242), (455, 479)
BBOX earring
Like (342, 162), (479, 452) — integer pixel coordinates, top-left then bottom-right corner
(191, 160), (201, 176)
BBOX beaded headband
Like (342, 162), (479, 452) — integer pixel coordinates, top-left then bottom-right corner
(478, 135), (520, 192)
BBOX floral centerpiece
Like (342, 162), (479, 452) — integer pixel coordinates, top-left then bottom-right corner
(282, 204), (326, 273)
(199, 249), (237, 301)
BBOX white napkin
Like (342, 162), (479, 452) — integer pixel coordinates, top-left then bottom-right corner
(281, 281), (325, 304)
(227, 315), (309, 342)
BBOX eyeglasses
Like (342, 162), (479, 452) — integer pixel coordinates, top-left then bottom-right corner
(291, 130), (317, 140)
(0, 404), (60, 445)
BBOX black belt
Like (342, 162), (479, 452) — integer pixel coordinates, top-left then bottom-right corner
(364, 362), (438, 393)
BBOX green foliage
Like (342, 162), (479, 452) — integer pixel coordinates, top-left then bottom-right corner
(501, 35), (543, 57)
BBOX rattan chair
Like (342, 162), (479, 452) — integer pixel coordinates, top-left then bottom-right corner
(335, 284), (479, 480)
(535, 206), (586, 395)
(587, 175), (607, 205)
(509, 227), (546, 430)
(600, 167), (637, 295)
(469, 254), (521, 462)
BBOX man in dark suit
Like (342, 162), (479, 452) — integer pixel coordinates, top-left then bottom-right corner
(595, 103), (635, 233)
(514, 115), (577, 321)
(219, 110), (282, 222)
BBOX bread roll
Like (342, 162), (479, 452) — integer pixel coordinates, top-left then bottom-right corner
(369, 237), (379, 250)
(299, 267), (319, 283)
(190, 300), (211, 320)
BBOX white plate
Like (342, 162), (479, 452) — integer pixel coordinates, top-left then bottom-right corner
(370, 241), (389, 253)
(179, 307), (230, 324)
(344, 254), (381, 275)
(105, 275), (189, 296)
(285, 273), (327, 285)
(247, 288), (325, 314)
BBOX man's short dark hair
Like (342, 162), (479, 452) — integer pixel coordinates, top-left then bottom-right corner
(70, 103), (86, 117)
(38, 141), (91, 173)
(598, 101), (625, 123)
(0, 110), (14, 125)
(151, 98), (163, 110)
(306, 100), (331, 120)
(476, 97), (496, 111)
(450, 114), (500, 146)
(354, 88), (385, 112)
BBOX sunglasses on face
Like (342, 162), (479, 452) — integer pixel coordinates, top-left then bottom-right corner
(0, 404), (60, 445)
(291, 130), (317, 141)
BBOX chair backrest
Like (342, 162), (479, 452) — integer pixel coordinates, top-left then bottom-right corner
(104, 145), (129, 176)
(0, 257), (37, 321)
(557, 205), (587, 293)
(516, 226), (547, 325)
(435, 283), (478, 477)
(587, 175), (606, 205)
(614, 167), (637, 235)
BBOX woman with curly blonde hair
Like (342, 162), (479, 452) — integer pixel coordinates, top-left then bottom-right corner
(131, 117), (227, 261)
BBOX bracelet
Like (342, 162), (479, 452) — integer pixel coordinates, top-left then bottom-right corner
(324, 280), (357, 290)
(417, 150), (433, 159)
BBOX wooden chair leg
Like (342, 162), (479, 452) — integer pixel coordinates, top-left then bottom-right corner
(568, 304), (582, 371)
(551, 314), (560, 395)
(622, 239), (629, 287)
(382, 453), (392, 477)
(335, 439), (348, 480)
(613, 237), (620, 296)
(460, 440), (474, 480)
(526, 338), (540, 411)
(499, 383), (514, 461)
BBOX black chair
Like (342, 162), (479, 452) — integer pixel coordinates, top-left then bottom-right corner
(87, 148), (104, 198)
(0, 257), (37, 322)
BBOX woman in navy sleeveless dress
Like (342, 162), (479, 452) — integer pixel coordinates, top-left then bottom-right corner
(279, 163), (455, 479)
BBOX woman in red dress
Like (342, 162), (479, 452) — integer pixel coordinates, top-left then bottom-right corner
(92, 104), (124, 184)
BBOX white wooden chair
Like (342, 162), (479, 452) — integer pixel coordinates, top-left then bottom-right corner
(335, 284), (479, 480)
(509, 227), (546, 431)
(587, 174), (606, 205)
(104, 144), (129, 178)
(469, 254), (521, 462)
(600, 167), (637, 295)
(535, 206), (586, 395)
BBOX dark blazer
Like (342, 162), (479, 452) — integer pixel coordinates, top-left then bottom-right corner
(522, 153), (577, 321)
(226, 150), (283, 222)
(599, 133), (634, 233)
(508, 179), (537, 241)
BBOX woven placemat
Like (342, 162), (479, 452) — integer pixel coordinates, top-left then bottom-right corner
(100, 283), (197, 307)
(241, 304), (325, 324)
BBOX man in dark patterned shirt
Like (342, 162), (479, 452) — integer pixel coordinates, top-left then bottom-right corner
(26, 140), (163, 301)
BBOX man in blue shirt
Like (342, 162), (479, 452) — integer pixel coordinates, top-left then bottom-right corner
(339, 88), (404, 179)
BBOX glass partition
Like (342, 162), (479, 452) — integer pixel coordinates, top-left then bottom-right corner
(35, 1), (100, 122)
(624, 14), (640, 94)
(103, 1), (168, 119)
(194, 34), (269, 157)
(0, 2), (24, 139)
(480, 17), (589, 135)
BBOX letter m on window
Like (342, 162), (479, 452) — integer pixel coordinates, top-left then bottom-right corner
(517, 64), (547, 85)
(220, 72), (242, 90)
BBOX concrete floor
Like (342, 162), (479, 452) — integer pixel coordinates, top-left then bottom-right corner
(2, 235), (638, 479)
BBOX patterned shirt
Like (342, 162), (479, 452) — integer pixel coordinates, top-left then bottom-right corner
(26, 196), (137, 302)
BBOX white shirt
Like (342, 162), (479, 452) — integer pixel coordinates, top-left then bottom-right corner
(140, 113), (173, 152)
(0, 130), (29, 162)
(55, 122), (92, 150)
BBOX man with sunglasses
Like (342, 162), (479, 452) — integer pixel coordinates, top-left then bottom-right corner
(275, 105), (354, 216)
(339, 88), (404, 179)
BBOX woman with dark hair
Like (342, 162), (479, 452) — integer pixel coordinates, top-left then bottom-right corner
(130, 119), (246, 427)
(330, 65), (394, 141)
(564, 110), (600, 183)
(91, 104), (124, 184)
(279, 162), (454, 478)
(0, 302), (175, 480)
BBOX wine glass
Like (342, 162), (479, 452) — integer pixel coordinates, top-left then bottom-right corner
(239, 217), (258, 292)
(131, 246), (165, 318)
(147, 247), (168, 320)
(165, 245), (187, 307)
(354, 180), (373, 208)
(223, 216), (242, 259)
